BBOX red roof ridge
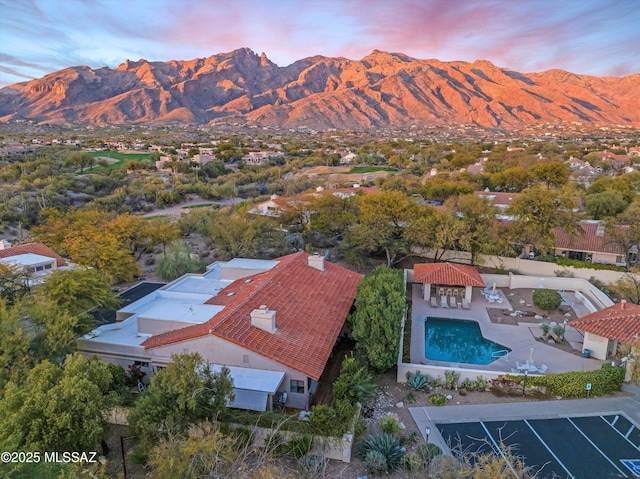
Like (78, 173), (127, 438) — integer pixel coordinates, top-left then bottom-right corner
(0, 242), (67, 267)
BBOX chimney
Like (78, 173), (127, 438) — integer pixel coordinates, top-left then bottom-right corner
(308, 253), (325, 271)
(251, 305), (276, 333)
(0, 239), (11, 250)
(621, 299), (626, 310)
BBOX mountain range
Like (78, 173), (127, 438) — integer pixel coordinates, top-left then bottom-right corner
(1, 48), (639, 130)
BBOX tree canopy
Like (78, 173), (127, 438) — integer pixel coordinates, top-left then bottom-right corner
(350, 266), (405, 371)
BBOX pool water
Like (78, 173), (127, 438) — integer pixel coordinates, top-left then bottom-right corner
(425, 317), (510, 365)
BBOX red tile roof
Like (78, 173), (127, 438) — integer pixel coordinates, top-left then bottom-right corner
(414, 262), (485, 287)
(474, 191), (521, 207)
(554, 222), (627, 256)
(0, 242), (67, 267)
(570, 302), (640, 345)
(143, 252), (363, 380)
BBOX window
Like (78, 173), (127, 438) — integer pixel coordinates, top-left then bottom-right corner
(35, 265), (44, 272)
(44, 263), (52, 270)
(290, 379), (304, 394)
(616, 256), (624, 263)
(134, 361), (149, 367)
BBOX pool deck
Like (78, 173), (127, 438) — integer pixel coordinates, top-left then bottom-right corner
(409, 284), (604, 374)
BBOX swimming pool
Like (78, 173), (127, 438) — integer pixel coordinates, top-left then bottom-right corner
(424, 317), (510, 365)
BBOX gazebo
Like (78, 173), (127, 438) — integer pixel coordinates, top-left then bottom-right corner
(569, 300), (640, 360)
(413, 262), (485, 304)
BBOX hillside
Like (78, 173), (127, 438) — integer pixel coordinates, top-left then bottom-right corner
(1, 48), (638, 129)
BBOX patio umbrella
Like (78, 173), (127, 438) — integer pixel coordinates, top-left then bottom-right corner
(492, 282), (497, 294)
(528, 346), (535, 365)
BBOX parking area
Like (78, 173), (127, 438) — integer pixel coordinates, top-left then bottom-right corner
(438, 415), (640, 478)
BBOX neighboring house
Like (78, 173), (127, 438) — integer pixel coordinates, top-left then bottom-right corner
(243, 151), (284, 165)
(474, 191), (520, 212)
(192, 153), (215, 165)
(592, 151), (632, 170)
(248, 186), (376, 218)
(565, 157), (600, 187)
(0, 241), (68, 281)
(339, 152), (357, 164)
(77, 252), (363, 411)
(553, 221), (628, 267)
(570, 301), (640, 360)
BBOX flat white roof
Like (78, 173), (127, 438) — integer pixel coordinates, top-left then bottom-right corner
(165, 275), (232, 295)
(138, 301), (222, 323)
(81, 317), (150, 347)
(222, 258), (279, 270)
(0, 253), (54, 266)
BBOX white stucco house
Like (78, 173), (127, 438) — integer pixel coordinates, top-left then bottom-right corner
(77, 252), (362, 411)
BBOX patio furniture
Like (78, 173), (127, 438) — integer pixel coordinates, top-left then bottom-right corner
(450, 296), (457, 308)
(273, 391), (287, 410)
(431, 297), (438, 308)
(537, 364), (548, 374)
(487, 296), (496, 303)
(462, 298), (470, 309)
(441, 296), (449, 308)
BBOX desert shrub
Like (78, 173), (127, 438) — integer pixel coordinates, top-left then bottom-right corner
(379, 413), (401, 434)
(285, 435), (313, 460)
(404, 391), (416, 403)
(539, 322), (551, 337)
(416, 443), (443, 463)
(444, 370), (460, 389)
(532, 289), (562, 310)
(556, 258), (625, 271)
(406, 370), (429, 391)
(365, 450), (388, 474)
(402, 431), (420, 445)
(429, 393), (447, 406)
(298, 452), (326, 475)
(401, 452), (422, 472)
(333, 354), (375, 406)
(358, 433), (406, 473)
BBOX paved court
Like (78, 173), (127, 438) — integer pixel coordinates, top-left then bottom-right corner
(438, 415), (640, 478)
(410, 386), (640, 479)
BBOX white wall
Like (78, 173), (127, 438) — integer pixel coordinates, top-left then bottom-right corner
(582, 332), (609, 360)
(150, 335), (312, 409)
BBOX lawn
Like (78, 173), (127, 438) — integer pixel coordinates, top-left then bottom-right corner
(346, 166), (398, 174)
(87, 151), (152, 169)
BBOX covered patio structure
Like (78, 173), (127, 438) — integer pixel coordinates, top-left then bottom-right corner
(414, 262), (485, 306)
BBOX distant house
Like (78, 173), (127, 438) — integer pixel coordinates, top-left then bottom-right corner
(0, 241), (69, 283)
(243, 151), (284, 165)
(553, 221), (628, 267)
(248, 185), (376, 218)
(339, 152), (357, 164)
(570, 301), (640, 360)
(77, 253), (362, 411)
(565, 157), (600, 187)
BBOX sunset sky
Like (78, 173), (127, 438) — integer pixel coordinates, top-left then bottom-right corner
(1, 0), (638, 87)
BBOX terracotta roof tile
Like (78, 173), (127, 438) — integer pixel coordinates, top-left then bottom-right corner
(570, 302), (640, 345)
(0, 242), (67, 267)
(414, 262), (485, 287)
(143, 252), (363, 380)
(554, 222), (627, 256)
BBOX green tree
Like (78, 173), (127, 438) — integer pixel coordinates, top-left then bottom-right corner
(128, 353), (234, 450)
(205, 211), (270, 259)
(66, 151), (94, 172)
(530, 159), (570, 188)
(609, 272), (640, 304)
(350, 266), (405, 372)
(507, 185), (579, 254)
(585, 191), (628, 219)
(0, 263), (31, 305)
(157, 240), (206, 281)
(345, 191), (418, 267)
(0, 354), (114, 452)
(0, 299), (31, 391)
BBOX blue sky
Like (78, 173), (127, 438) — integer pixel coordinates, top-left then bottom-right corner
(1, 0), (638, 87)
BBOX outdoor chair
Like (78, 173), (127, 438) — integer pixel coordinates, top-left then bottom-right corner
(537, 364), (548, 374)
(441, 296), (449, 308)
(462, 298), (470, 309)
(431, 297), (438, 308)
(450, 296), (457, 308)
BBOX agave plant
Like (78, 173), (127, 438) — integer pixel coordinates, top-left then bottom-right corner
(406, 370), (429, 391)
(358, 433), (406, 472)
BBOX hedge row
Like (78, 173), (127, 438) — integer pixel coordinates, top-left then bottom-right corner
(526, 363), (625, 398)
(555, 258), (626, 272)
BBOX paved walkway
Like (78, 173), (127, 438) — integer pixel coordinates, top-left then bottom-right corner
(410, 284), (604, 374)
(410, 384), (640, 453)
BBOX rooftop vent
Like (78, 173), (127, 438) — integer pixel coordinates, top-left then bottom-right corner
(308, 253), (325, 271)
(250, 305), (276, 333)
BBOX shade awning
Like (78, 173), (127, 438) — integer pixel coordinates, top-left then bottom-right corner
(229, 389), (269, 411)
